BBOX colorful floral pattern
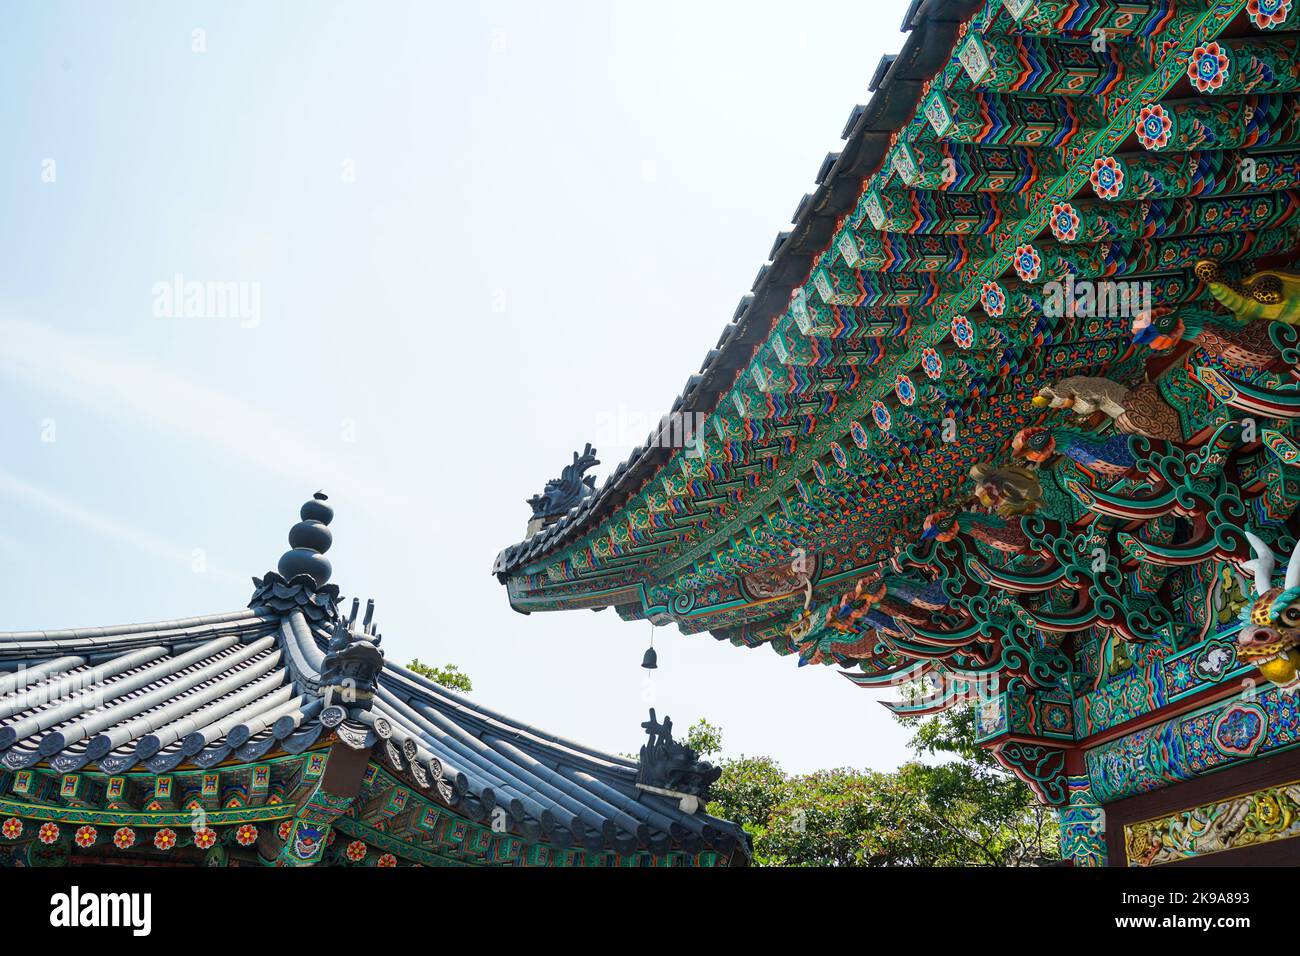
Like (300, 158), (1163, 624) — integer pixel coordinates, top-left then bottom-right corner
(1188, 42), (1230, 93)
(1090, 156), (1124, 200)
(193, 827), (217, 850)
(1012, 244), (1041, 282)
(38, 822), (59, 845)
(235, 824), (258, 846)
(1248, 0), (1291, 29)
(1135, 103), (1173, 150)
(870, 401), (891, 431)
(346, 839), (368, 862)
(1, 818), (21, 839)
(377, 853), (397, 867)
(154, 828), (177, 850)
(978, 282), (1005, 318)
(894, 373), (916, 406)
(113, 827), (135, 849)
(951, 313), (976, 349)
(278, 819), (292, 840)
(920, 347), (943, 380)
(1049, 202), (1080, 242)
(74, 825), (97, 848)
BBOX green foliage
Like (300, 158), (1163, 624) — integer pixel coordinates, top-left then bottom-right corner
(685, 718), (723, 757)
(406, 659), (473, 692)
(703, 705), (1060, 866)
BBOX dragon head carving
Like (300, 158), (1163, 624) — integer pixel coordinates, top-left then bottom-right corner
(1238, 532), (1300, 690)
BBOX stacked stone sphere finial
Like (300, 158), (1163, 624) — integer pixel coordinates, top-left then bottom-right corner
(277, 491), (334, 587)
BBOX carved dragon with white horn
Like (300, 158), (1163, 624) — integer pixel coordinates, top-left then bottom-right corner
(1238, 532), (1300, 690)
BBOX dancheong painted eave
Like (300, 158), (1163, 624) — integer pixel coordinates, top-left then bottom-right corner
(493, 0), (983, 583)
(0, 493), (747, 867)
(491, 0), (1300, 868)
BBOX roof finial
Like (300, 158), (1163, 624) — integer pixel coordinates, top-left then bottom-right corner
(277, 491), (334, 587)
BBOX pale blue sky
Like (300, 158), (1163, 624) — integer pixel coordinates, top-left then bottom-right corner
(0, 0), (919, 773)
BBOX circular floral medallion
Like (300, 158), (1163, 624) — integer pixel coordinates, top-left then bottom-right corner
(894, 373), (916, 406)
(278, 820), (292, 840)
(829, 441), (848, 469)
(1090, 156), (1124, 200)
(377, 853), (397, 868)
(812, 459), (827, 485)
(870, 401), (891, 431)
(346, 840), (368, 862)
(74, 825), (97, 848)
(1048, 202), (1080, 242)
(38, 822), (60, 845)
(978, 282), (1005, 318)
(1188, 42), (1229, 93)
(193, 827), (217, 850)
(235, 824), (258, 847)
(1012, 244), (1041, 282)
(154, 828), (177, 850)
(1, 818), (21, 840)
(920, 347), (943, 380)
(951, 313), (976, 349)
(1248, 0), (1292, 28)
(113, 827), (135, 849)
(1135, 104), (1173, 150)
(850, 420), (870, 448)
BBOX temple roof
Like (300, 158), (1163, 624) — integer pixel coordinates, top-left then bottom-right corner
(0, 499), (748, 862)
(494, 0), (983, 580)
(490, 0), (1300, 672)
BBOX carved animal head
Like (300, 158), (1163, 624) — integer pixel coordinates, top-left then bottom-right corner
(1131, 307), (1185, 351)
(1011, 426), (1055, 463)
(1238, 532), (1300, 664)
(921, 511), (960, 542)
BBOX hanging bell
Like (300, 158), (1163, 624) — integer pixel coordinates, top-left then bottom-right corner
(641, 646), (658, 670)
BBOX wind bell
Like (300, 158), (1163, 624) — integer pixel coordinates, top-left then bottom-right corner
(641, 622), (658, 671)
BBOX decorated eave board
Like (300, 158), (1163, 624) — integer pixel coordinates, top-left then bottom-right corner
(0, 494), (748, 867)
(496, 0), (1300, 864)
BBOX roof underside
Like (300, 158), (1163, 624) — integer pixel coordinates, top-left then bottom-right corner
(493, 0), (1300, 668)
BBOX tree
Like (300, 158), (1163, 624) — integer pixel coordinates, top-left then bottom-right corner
(685, 718), (723, 757)
(406, 659), (473, 692)
(702, 704), (1060, 866)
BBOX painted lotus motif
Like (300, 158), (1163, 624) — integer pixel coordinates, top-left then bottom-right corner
(1090, 156), (1124, 200)
(920, 347), (943, 380)
(235, 824), (258, 846)
(74, 825), (97, 848)
(1, 818), (21, 839)
(193, 827), (217, 850)
(1188, 42), (1230, 93)
(1012, 244), (1041, 282)
(979, 282), (1005, 317)
(1135, 104), (1173, 150)
(346, 839), (368, 862)
(377, 853), (397, 867)
(1049, 202), (1081, 242)
(894, 373), (916, 406)
(38, 822), (59, 845)
(154, 828), (177, 850)
(870, 401), (891, 431)
(113, 826), (135, 849)
(1248, 0), (1290, 30)
(951, 313), (976, 349)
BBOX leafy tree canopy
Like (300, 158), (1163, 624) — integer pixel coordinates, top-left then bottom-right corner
(406, 659), (473, 693)
(704, 705), (1059, 866)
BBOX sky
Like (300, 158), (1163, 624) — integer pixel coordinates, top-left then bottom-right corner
(0, 0), (923, 774)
